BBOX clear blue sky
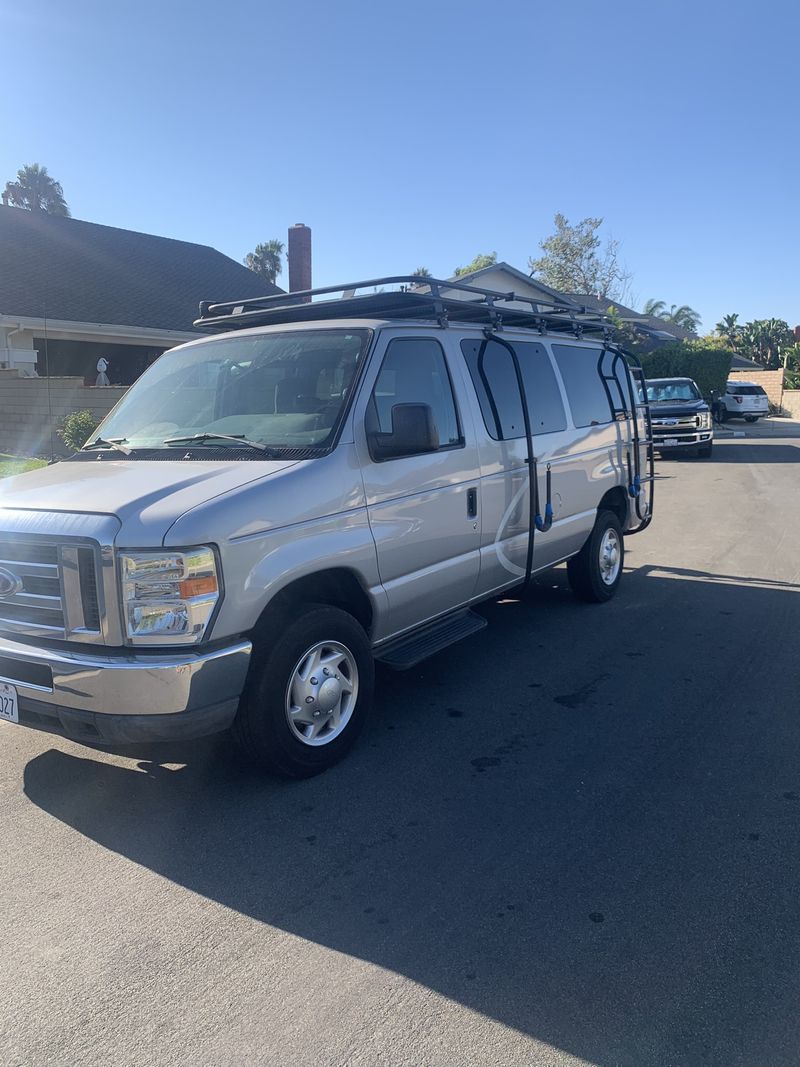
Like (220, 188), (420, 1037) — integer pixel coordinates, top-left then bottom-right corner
(2, 0), (798, 332)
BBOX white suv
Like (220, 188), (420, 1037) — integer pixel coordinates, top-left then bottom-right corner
(719, 380), (769, 423)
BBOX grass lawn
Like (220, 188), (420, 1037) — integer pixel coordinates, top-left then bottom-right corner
(0, 454), (48, 479)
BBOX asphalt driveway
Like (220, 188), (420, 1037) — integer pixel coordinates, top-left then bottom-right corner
(2, 424), (800, 1067)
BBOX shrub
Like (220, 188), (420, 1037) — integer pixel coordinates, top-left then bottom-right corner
(58, 410), (99, 452)
(636, 343), (733, 400)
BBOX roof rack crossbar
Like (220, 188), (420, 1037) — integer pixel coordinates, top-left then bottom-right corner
(194, 276), (616, 336)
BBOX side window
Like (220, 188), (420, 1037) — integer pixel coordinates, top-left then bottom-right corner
(514, 342), (568, 434)
(368, 337), (462, 452)
(462, 339), (524, 439)
(551, 344), (613, 428)
(461, 339), (567, 439)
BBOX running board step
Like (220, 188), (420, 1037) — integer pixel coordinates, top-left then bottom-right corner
(375, 610), (488, 671)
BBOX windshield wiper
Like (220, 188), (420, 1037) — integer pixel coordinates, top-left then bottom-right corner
(81, 437), (132, 456)
(163, 432), (277, 455)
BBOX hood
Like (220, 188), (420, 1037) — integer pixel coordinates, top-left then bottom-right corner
(0, 457), (299, 545)
(649, 398), (708, 418)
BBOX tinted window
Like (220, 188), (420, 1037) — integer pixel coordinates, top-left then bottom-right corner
(729, 384), (765, 396)
(461, 339), (567, 439)
(462, 339), (524, 439)
(551, 344), (613, 428)
(369, 337), (461, 449)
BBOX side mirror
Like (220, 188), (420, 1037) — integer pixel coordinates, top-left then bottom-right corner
(369, 403), (439, 460)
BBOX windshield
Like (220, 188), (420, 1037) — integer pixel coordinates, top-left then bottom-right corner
(646, 380), (700, 403)
(93, 329), (369, 452)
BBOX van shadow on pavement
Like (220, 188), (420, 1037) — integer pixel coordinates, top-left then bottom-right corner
(23, 565), (800, 1067)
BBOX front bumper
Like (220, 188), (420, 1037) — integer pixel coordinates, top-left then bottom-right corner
(653, 431), (713, 449)
(0, 633), (251, 744)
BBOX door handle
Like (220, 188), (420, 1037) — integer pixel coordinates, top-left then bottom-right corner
(466, 488), (478, 519)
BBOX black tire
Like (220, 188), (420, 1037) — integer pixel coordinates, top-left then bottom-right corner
(696, 443), (713, 458)
(232, 604), (374, 778)
(745, 415), (758, 423)
(717, 406), (728, 424)
(567, 509), (625, 604)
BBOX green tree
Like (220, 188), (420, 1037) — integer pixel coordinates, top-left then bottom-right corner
(58, 410), (99, 451)
(453, 252), (497, 277)
(638, 343), (733, 400)
(738, 318), (794, 368)
(529, 214), (630, 300)
(412, 266), (432, 278)
(244, 238), (285, 285)
(604, 305), (640, 349)
(715, 313), (741, 349)
(3, 163), (70, 216)
(642, 299), (667, 317)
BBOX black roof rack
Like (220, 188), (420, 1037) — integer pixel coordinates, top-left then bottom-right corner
(194, 276), (615, 338)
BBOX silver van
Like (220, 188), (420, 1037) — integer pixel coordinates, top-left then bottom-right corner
(0, 278), (654, 777)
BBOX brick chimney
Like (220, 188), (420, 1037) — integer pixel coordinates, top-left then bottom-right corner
(288, 223), (312, 301)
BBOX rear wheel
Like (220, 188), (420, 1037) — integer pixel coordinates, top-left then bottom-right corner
(233, 604), (374, 778)
(567, 510), (624, 603)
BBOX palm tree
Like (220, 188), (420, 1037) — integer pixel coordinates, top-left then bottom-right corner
(642, 299), (701, 334)
(715, 313), (740, 349)
(412, 267), (432, 278)
(662, 304), (701, 333)
(3, 163), (70, 216)
(244, 239), (285, 285)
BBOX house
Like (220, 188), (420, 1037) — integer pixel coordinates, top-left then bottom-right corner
(442, 261), (573, 313)
(0, 205), (283, 383)
(442, 261), (691, 344)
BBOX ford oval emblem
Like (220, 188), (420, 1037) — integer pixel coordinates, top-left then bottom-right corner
(0, 567), (23, 600)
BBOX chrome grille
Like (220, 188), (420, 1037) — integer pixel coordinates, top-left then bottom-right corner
(0, 536), (101, 639)
(651, 415), (700, 437)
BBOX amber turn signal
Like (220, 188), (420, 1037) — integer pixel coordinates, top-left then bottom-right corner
(178, 575), (218, 599)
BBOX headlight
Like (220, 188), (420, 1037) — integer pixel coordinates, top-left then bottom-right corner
(120, 547), (220, 645)
(699, 411), (712, 429)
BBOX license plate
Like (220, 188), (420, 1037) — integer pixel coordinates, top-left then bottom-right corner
(0, 682), (19, 725)
(662, 437), (679, 447)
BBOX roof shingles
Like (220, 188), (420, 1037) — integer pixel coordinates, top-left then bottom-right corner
(0, 206), (281, 332)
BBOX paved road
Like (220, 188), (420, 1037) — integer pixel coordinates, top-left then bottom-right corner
(2, 422), (800, 1067)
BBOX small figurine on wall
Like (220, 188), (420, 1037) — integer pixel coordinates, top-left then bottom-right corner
(96, 357), (110, 386)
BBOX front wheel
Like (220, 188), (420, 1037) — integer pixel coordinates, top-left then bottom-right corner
(696, 443), (713, 458)
(567, 510), (624, 603)
(232, 604), (374, 778)
(745, 416), (758, 423)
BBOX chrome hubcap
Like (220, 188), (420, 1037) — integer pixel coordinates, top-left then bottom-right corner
(285, 640), (358, 746)
(599, 528), (621, 585)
